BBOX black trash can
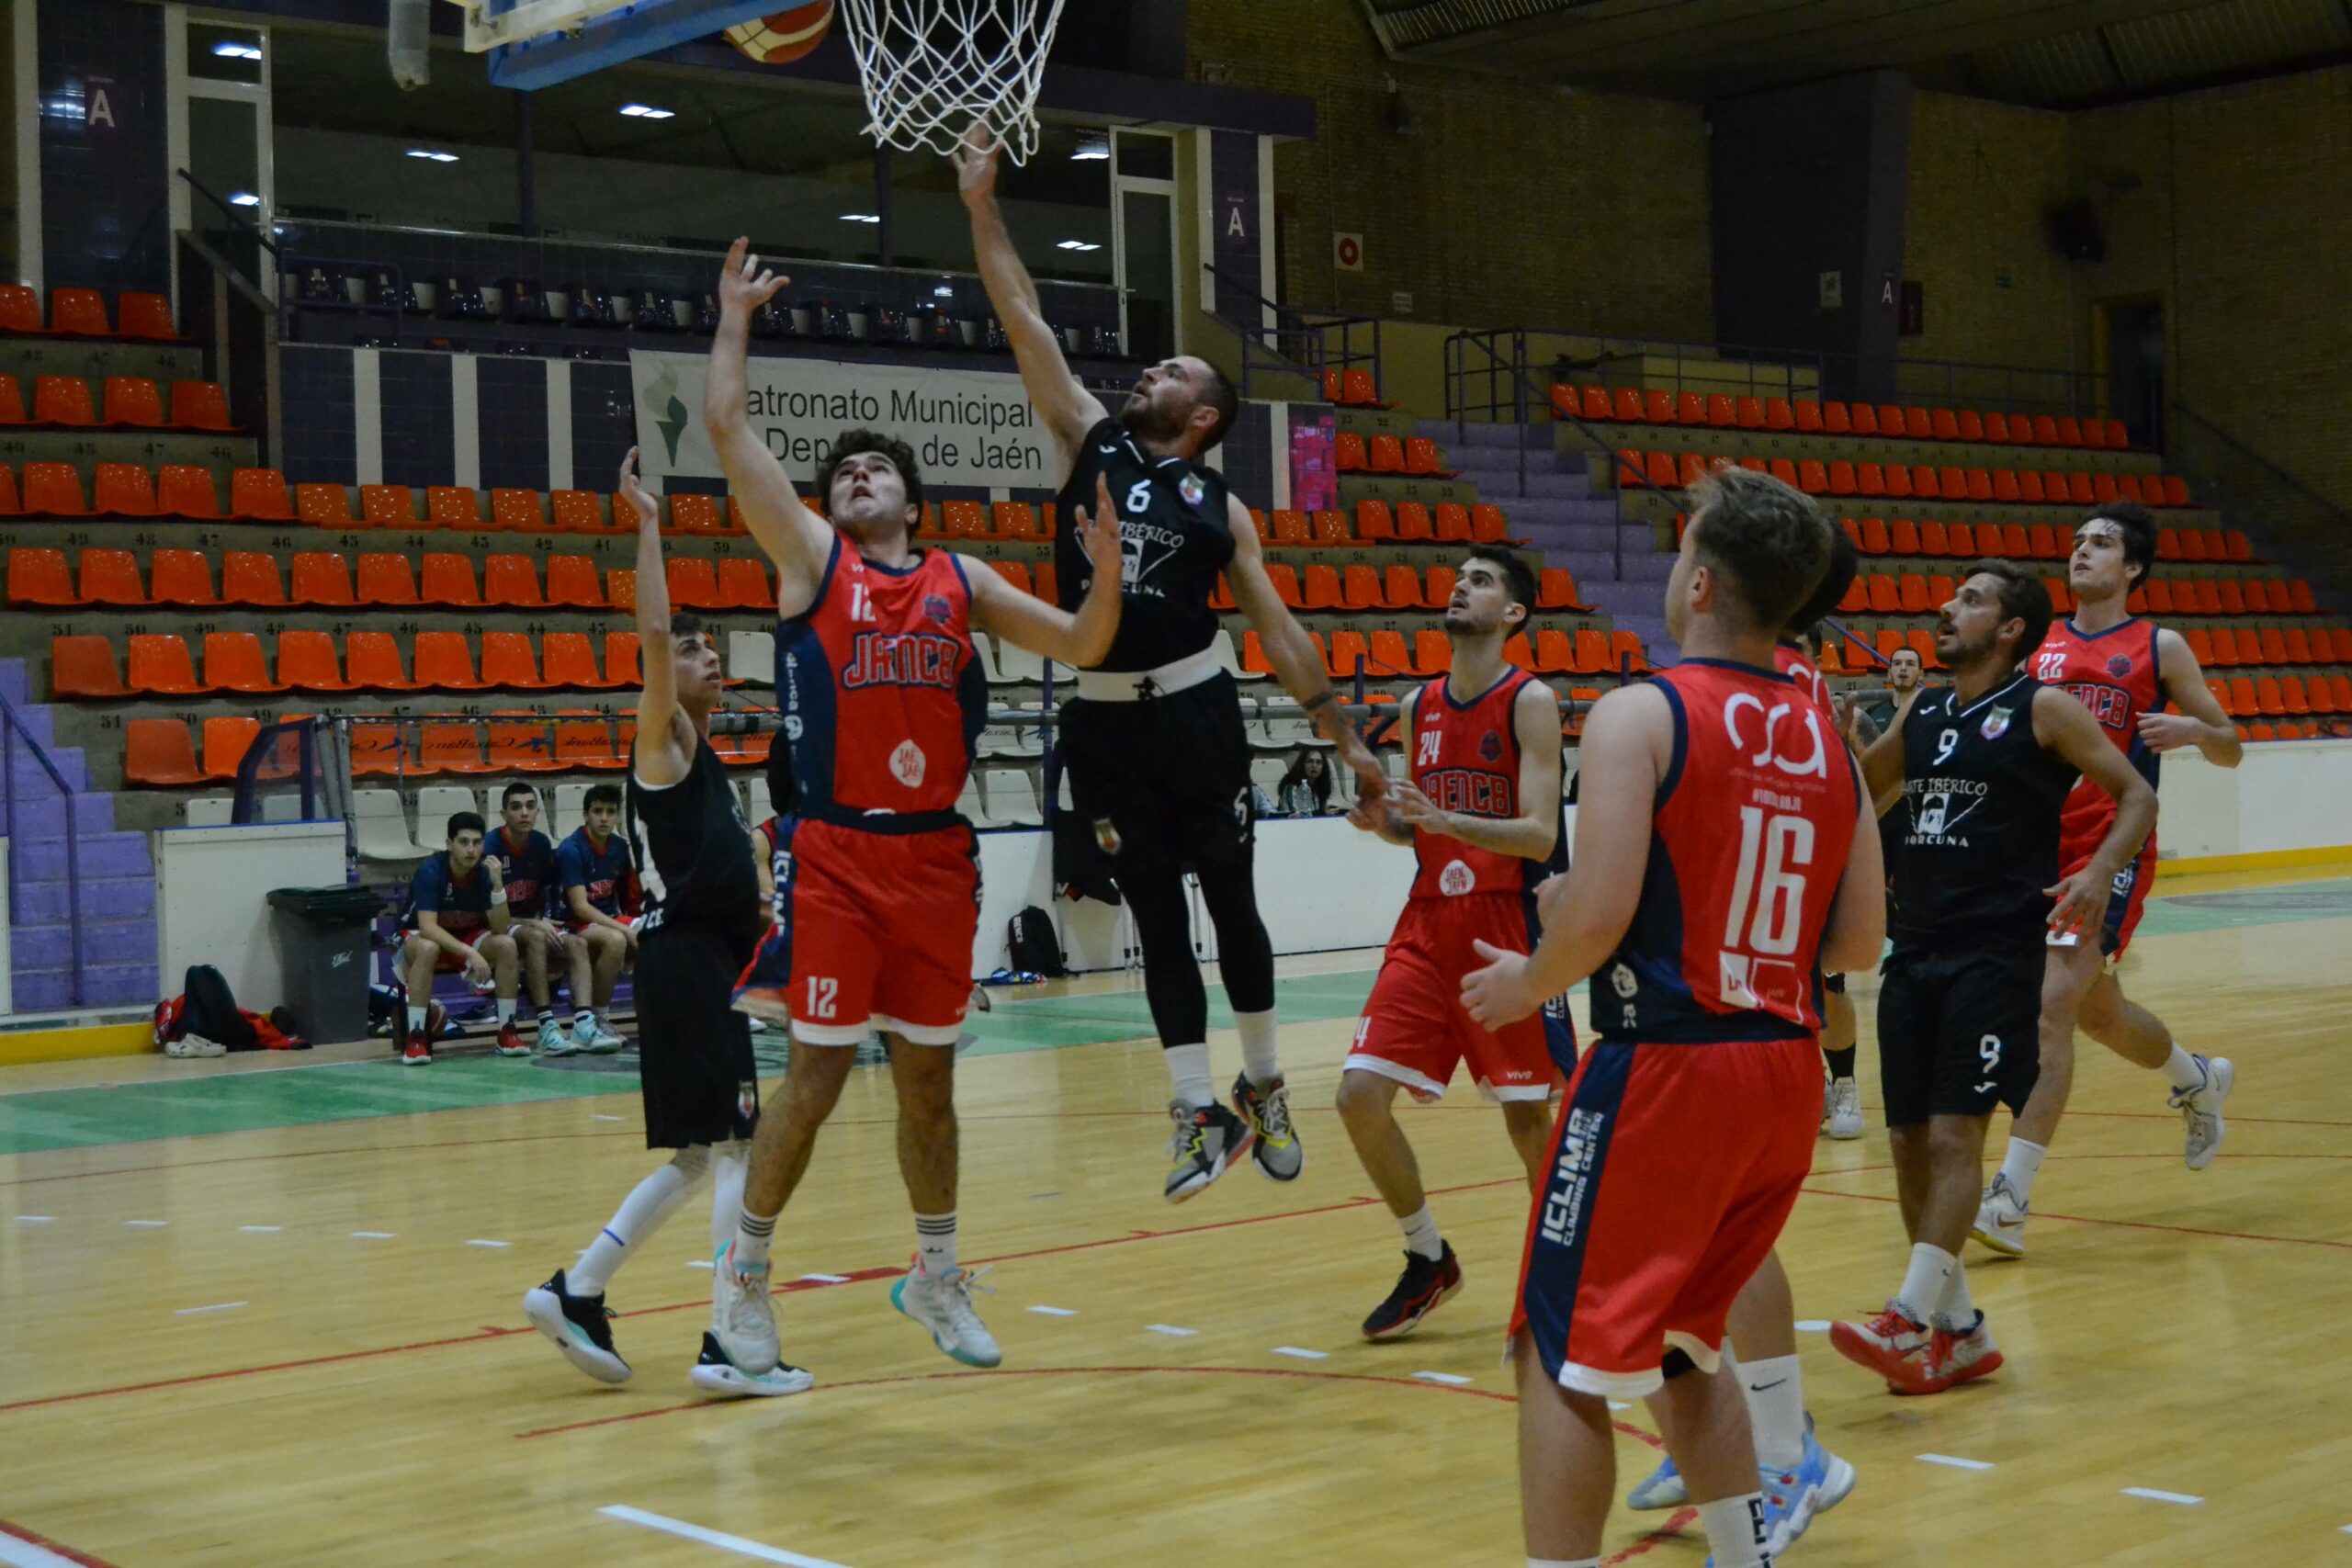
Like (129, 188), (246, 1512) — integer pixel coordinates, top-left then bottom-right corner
(266, 886), (386, 1043)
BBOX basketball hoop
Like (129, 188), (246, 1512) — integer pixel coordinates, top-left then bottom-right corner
(835, 0), (1069, 164)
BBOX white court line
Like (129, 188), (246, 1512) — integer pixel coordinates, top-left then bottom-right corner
(1027, 1305), (1078, 1317)
(687, 1259), (716, 1269)
(351, 1231), (396, 1240)
(799, 1273), (850, 1284)
(601, 1505), (853, 1566)
(124, 1219), (169, 1228)
(593, 1114), (625, 1122)
(2120, 1487), (2202, 1506)
(1413, 1371), (1471, 1385)
(14, 1215), (53, 1224)
(0, 1523), (96, 1568)
(1794, 1320), (1831, 1332)
(1271, 1347), (1328, 1360)
(1608, 1401), (1632, 1412)
(175, 1302), (248, 1316)
(1147, 1325), (1197, 1337)
(466, 1239), (512, 1248)
(1918, 1454), (1996, 1472)
(239, 1224), (282, 1234)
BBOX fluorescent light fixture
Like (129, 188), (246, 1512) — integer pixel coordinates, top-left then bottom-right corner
(212, 41), (263, 61)
(228, 191), (261, 208)
(1055, 240), (1101, 252)
(1071, 132), (1110, 161)
(405, 148), (459, 163)
(618, 103), (674, 119)
(839, 213), (880, 223)
(932, 283), (956, 299)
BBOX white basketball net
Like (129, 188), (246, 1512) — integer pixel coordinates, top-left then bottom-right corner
(836, 0), (1070, 164)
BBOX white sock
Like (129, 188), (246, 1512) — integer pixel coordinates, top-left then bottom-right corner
(1696, 1494), (1771, 1568)
(575, 1009), (597, 1035)
(733, 1205), (777, 1272)
(2163, 1042), (2204, 1094)
(1997, 1137), (2046, 1204)
(915, 1212), (957, 1277)
(1398, 1203), (1443, 1262)
(1740, 1353), (1807, 1472)
(571, 1145), (708, 1295)
(495, 997), (516, 1025)
(1165, 1042), (1216, 1110)
(1235, 1007), (1281, 1085)
(1938, 1260), (1975, 1328)
(709, 1145), (748, 1255)
(406, 1004), (426, 1034)
(1895, 1242), (1956, 1323)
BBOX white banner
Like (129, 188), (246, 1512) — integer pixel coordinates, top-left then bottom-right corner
(629, 349), (1055, 493)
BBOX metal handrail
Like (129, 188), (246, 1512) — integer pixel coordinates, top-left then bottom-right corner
(0, 685), (84, 1010)
(1199, 264), (1381, 401)
(177, 168), (281, 262)
(2170, 404), (2349, 529)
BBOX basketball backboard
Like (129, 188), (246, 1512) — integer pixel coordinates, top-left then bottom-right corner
(443, 0), (783, 88)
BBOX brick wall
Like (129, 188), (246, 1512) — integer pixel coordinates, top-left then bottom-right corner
(1901, 92), (2077, 379)
(1186, 1), (1713, 342)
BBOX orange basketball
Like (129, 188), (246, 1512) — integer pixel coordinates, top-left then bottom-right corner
(724, 1), (835, 65)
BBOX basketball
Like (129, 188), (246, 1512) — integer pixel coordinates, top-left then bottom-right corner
(723, 2), (834, 64)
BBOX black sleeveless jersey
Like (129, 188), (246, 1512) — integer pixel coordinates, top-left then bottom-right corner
(1890, 674), (2079, 951)
(627, 725), (758, 933)
(1055, 417), (1236, 673)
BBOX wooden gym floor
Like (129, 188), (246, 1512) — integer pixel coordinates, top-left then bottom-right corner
(1, 865), (2347, 1567)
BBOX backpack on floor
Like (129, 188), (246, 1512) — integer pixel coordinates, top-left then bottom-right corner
(1007, 905), (1068, 978)
(154, 964), (309, 1053)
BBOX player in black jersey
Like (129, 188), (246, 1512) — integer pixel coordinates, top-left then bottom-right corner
(523, 449), (811, 1400)
(959, 126), (1385, 1202)
(1830, 562), (2155, 1397)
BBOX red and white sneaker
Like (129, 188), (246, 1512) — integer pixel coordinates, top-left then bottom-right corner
(1829, 1302), (1936, 1393)
(492, 1020), (532, 1058)
(1911, 1312), (2004, 1395)
(401, 1033), (434, 1067)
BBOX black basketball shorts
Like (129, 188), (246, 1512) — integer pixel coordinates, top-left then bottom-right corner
(1875, 942), (2043, 1126)
(1060, 671), (1256, 875)
(634, 917), (762, 1150)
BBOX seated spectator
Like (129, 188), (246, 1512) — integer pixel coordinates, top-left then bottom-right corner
(487, 780), (594, 1055)
(556, 783), (638, 1051)
(1277, 748), (1337, 818)
(397, 812), (520, 1066)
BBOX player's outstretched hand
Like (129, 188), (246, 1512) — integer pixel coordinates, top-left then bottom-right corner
(1462, 937), (1541, 1029)
(1383, 781), (1446, 832)
(953, 121), (1000, 204)
(2136, 711), (2206, 753)
(618, 447), (659, 529)
(717, 237), (788, 317)
(1346, 795), (1391, 837)
(2043, 864), (2114, 944)
(1072, 472), (1121, 570)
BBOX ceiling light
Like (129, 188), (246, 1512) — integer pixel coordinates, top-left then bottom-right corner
(405, 148), (459, 163)
(1055, 240), (1100, 252)
(1071, 132), (1109, 161)
(618, 103), (673, 119)
(212, 41), (263, 61)
(228, 191), (261, 208)
(839, 213), (880, 223)
(932, 283), (956, 299)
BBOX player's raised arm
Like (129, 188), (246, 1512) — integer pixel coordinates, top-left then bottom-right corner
(1348, 690), (1419, 844)
(702, 239), (834, 615)
(965, 472), (1123, 666)
(1223, 496), (1385, 797)
(1386, 678), (1562, 860)
(619, 448), (695, 789)
(1858, 686), (1918, 815)
(956, 125), (1109, 457)
(2144, 628), (2244, 766)
(2033, 683), (2159, 936)
(1462, 683), (1667, 1026)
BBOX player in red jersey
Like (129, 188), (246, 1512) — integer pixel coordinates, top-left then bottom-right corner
(1336, 544), (1567, 1340)
(695, 240), (1124, 1382)
(1466, 468), (1883, 1568)
(1974, 502), (2243, 1257)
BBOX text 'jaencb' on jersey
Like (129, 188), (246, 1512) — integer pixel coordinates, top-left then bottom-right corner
(774, 536), (987, 820)
(1599, 660), (1861, 1044)
(1408, 669), (1565, 899)
(1055, 417), (1233, 673)
(2032, 615), (2162, 843)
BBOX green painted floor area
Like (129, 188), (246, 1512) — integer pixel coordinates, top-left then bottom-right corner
(5, 879), (2341, 1158)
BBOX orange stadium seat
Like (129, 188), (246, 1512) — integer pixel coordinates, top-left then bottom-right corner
(117, 291), (179, 341)
(80, 548), (149, 606)
(1355, 500), (1395, 542)
(1261, 564), (1303, 608)
(296, 483), (356, 527)
(277, 631), (353, 693)
(18, 462), (83, 515)
(492, 488), (552, 532)
(542, 633), (620, 690)
(50, 288), (111, 336)
(426, 486), (481, 530)
(413, 632), (485, 691)
(1677, 391), (1707, 425)
(149, 548), (218, 606)
(605, 633), (643, 684)
(482, 554), (545, 608)
(1392, 502), (1434, 543)
(205, 633), (283, 694)
(228, 468), (293, 522)
(128, 634), (208, 695)
(93, 463), (157, 516)
(664, 558), (724, 610)
(356, 553), (421, 606)
(0, 285), (43, 333)
(170, 380), (235, 431)
(288, 552), (356, 607)
(481, 633), (551, 690)
(1414, 630), (1453, 675)
(360, 484), (416, 527)
(126, 719), (205, 786)
(156, 465), (220, 519)
(9, 547), (83, 606)
(101, 376), (163, 426)
(540, 555), (605, 609)
(1537, 569), (1583, 610)
(1301, 564), (1343, 610)
(49, 636), (126, 698)
(719, 557), (773, 610)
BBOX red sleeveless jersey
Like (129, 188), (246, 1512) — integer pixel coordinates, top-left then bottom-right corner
(1407, 669), (1560, 898)
(774, 538), (987, 822)
(1773, 642), (1833, 717)
(2031, 615), (2163, 839)
(1596, 659), (1861, 1043)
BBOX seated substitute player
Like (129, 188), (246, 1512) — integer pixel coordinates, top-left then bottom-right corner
(524, 450), (808, 1398)
(1974, 502), (2239, 1258)
(1338, 545), (1568, 1340)
(484, 782), (594, 1055)
(555, 784), (636, 1052)
(699, 240), (1124, 1380)
(396, 812), (517, 1066)
(1464, 468), (1883, 1568)
(1831, 565), (2156, 1396)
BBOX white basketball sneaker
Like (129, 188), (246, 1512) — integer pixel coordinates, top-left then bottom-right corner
(710, 1242), (781, 1376)
(2173, 1054), (2233, 1170)
(689, 1330), (812, 1397)
(1971, 1173), (2029, 1258)
(892, 1259), (1002, 1368)
(1825, 1077), (1864, 1140)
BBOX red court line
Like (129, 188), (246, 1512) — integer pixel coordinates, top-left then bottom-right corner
(1605, 1510), (1700, 1566)
(1797, 1185), (2352, 1253)
(0, 1516), (124, 1568)
(0, 1325), (527, 1415)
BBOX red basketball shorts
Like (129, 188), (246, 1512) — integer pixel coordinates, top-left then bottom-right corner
(2058, 810), (2158, 958)
(413, 922), (495, 973)
(1510, 1035), (1818, 1397)
(731, 818), (979, 1046)
(1345, 893), (1571, 1103)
